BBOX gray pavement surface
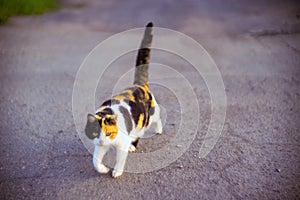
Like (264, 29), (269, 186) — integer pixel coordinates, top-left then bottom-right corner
(0, 0), (300, 199)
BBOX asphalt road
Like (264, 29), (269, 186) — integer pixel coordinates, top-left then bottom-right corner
(0, 0), (300, 199)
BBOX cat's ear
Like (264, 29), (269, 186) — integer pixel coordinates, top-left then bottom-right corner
(87, 113), (96, 123)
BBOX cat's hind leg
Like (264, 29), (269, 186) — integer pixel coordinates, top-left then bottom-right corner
(93, 145), (110, 174)
(155, 118), (163, 134)
(129, 139), (139, 152)
(129, 144), (136, 152)
(151, 105), (163, 134)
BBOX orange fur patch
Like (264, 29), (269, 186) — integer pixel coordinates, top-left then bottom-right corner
(137, 114), (144, 129)
(101, 116), (118, 140)
(94, 115), (101, 120)
(113, 89), (136, 102)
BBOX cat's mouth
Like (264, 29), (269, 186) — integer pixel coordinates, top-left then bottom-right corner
(93, 138), (105, 146)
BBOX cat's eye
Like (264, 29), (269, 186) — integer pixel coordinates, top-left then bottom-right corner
(104, 117), (116, 125)
(106, 132), (112, 137)
(104, 118), (110, 124)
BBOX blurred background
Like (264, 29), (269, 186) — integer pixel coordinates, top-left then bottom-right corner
(0, 0), (299, 199)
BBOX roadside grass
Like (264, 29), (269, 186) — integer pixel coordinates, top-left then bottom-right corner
(0, 0), (59, 24)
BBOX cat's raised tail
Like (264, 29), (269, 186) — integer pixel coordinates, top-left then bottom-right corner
(133, 22), (153, 85)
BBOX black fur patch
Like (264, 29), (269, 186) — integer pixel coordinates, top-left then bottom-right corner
(149, 106), (155, 116)
(148, 91), (152, 101)
(128, 100), (143, 126)
(132, 139), (139, 148)
(101, 99), (120, 107)
(147, 22), (153, 27)
(143, 105), (149, 127)
(119, 106), (133, 134)
(97, 107), (114, 117)
(148, 92), (154, 116)
(126, 86), (153, 127)
(132, 87), (145, 101)
(135, 49), (150, 67)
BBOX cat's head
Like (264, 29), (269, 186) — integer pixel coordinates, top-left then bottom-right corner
(85, 112), (118, 145)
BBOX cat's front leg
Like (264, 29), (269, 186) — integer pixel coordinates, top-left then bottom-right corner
(112, 148), (129, 178)
(93, 144), (110, 174)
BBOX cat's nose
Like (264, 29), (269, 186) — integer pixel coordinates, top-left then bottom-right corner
(99, 140), (104, 146)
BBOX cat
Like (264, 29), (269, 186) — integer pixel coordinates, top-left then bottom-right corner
(85, 22), (162, 178)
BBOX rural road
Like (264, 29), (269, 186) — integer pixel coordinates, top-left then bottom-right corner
(0, 0), (300, 199)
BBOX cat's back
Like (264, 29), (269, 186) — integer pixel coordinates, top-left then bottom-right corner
(98, 84), (154, 131)
(113, 84), (153, 105)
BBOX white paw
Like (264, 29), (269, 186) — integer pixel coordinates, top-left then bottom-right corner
(94, 163), (110, 174)
(112, 170), (123, 178)
(129, 145), (136, 152)
(155, 127), (162, 134)
(155, 120), (163, 134)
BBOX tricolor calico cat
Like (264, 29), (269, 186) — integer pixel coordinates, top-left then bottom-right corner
(85, 22), (162, 178)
